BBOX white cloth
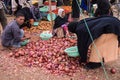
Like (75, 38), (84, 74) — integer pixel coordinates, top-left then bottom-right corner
(11, 0), (31, 11)
(11, 0), (17, 8)
(19, 0), (31, 8)
(58, 8), (64, 18)
(39, 0), (43, 6)
(0, 1), (3, 9)
(11, 0), (18, 11)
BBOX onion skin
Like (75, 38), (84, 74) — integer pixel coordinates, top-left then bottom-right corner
(15, 54), (19, 58)
(9, 52), (14, 57)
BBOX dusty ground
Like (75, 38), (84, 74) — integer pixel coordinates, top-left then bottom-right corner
(0, 9), (120, 80)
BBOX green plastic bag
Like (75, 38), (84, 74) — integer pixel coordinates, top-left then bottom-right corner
(21, 40), (30, 46)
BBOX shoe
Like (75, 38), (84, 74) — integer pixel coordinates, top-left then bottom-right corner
(84, 62), (102, 69)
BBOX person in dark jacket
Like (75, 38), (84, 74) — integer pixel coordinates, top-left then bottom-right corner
(94, 0), (113, 17)
(17, 7), (33, 22)
(16, 7), (34, 28)
(16, 2), (41, 28)
(30, 3), (41, 21)
(53, 8), (70, 37)
(68, 0), (120, 69)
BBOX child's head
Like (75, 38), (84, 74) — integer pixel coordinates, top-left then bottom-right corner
(58, 8), (65, 18)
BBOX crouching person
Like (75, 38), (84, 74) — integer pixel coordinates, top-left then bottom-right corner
(53, 8), (70, 38)
(1, 13), (26, 48)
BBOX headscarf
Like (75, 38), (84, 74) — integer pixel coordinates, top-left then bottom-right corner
(68, 21), (78, 33)
(58, 8), (64, 18)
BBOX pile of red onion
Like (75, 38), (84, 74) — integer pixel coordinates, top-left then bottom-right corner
(9, 37), (81, 76)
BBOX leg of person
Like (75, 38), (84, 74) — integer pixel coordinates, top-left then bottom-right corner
(52, 29), (57, 36)
(78, 44), (88, 63)
(11, 29), (24, 48)
(11, 39), (21, 48)
(72, 0), (80, 21)
(12, 42), (21, 48)
(85, 62), (101, 69)
(0, 8), (7, 30)
(20, 29), (24, 38)
(87, 0), (91, 13)
(63, 26), (70, 37)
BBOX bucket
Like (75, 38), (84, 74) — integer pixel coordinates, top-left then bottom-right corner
(39, 6), (49, 12)
(47, 12), (56, 21)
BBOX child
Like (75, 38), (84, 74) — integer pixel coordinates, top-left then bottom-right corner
(53, 8), (70, 38)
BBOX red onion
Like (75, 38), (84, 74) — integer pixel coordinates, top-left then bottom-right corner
(11, 37), (79, 76)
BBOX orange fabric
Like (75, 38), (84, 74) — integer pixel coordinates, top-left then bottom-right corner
(89, 34), (118, 63)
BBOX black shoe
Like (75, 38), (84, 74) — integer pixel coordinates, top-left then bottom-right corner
(84, 62), (102, 69)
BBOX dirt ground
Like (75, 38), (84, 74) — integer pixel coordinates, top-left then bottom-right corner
(0, 10), (120, 80)
(0, 49), (120, 80)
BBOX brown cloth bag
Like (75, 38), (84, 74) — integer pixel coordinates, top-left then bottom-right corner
(55, 27), (64, 38)
(89, 34), (119, 63)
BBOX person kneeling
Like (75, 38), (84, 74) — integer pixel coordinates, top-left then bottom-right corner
(53, 8), (70, 38)
(1, 13), (28, 48)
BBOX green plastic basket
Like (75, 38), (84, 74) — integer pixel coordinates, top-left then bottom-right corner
(39, 6), (49, 12)
(40, 32), (53, 40)
(64, 46), (79, 57)
(21, 40), (29, 46)
(33, 22), (39, 26)
(47, 13), (56, 21)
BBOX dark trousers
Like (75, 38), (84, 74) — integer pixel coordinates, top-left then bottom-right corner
(57, 0), (63, 6)
(0, 8), (7, 30)
(72, 0), (80, 18)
